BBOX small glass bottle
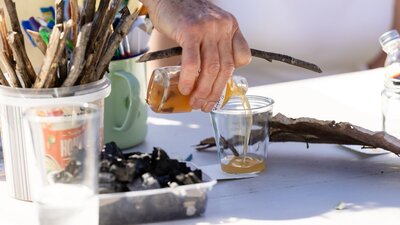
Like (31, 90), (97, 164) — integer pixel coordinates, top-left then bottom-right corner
(146, 66), (248, 113)
(379, 30), (400, 138)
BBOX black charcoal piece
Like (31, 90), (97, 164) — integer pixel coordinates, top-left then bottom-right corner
(99, 159), (111, 172)
(130, 154), (152, 177)
(155, 174), (170, 188)
(109, 161), (136, 182)
(101, 141), (125, 163)
(187, 172), (201, 183)
(127, 173), (161, 191)
(193, 169), (202, 181)
(151, 147), (170, 162)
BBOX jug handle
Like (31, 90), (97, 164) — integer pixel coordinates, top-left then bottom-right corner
(112, 71), (140, 132)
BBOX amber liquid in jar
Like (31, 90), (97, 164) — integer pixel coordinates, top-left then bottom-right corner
(146, 66), (248, 113)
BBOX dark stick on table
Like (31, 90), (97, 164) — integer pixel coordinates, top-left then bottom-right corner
(137, 46), (323, 73)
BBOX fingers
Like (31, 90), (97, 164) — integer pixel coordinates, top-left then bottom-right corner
(178, 40), (201, 96)
(201, 38), (235, 112)
(190, 36), (221, 109)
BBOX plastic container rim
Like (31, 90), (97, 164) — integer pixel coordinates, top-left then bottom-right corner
(0, 77), (111, 106)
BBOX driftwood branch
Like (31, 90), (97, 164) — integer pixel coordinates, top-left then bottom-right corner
(80, 0), (96, 26)
(61, 23), (91, 87)
(80, 0), (122, 84)
(4, 0), (24, 46)
(55, 0), (68, 86)
(195, 113), (400, 155)
(43, 21), (72, 88)
(0, 51), (19, 87)
(137, 47), (323, 73)
(69, 0), (79, 47)
(26, 30), (47, 54)
(8, 32), (32, 87)
(33, 24), (62, 88)
(0, 8), (12, 60)
(89, 6), (139, 83)
(34, 21), (72, 88)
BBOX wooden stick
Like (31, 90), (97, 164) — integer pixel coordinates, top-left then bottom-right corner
(137, 47), (323, 73)
(33, 23), (65, 88)
(3, 0), (24, 46)
(195, 113), (400, 155)
(43, 21), (73, 88)
(0, 51), (19, 87)
(80, 26), (112, 84)
(26, 30), (47, 54)
(94, 6), (140, 81)
(33, 25), (61, 88)
(80, 0), (96, 25)
(8, 32), (32, 88)
(10, 32), (36, 83)
(78, 0), (111, 84)
(82, 0), (122, 83)
(0, 8), (12, 60)
(55, 0), (64, 26)
(62, 23), (92, 87)
(86, 0), (111, 55)
(0, 66), (10, 86)
(55, 0), (68, 86)
(69, 0), (79, 47)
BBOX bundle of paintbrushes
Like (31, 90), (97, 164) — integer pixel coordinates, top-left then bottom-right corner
(0, 0), (144, 88)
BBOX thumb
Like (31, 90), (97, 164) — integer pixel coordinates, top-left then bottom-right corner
(232, 29), (252, 68)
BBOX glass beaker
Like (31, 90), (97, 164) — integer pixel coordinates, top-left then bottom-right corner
(210, 95), (274, 174)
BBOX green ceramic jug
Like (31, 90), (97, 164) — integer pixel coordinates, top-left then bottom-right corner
(104, 54), (147, 149)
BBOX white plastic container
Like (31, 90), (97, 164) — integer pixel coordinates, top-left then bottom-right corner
(99, 163), (217, 225)
(0, 77), (111, 201)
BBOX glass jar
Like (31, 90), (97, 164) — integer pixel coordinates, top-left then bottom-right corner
(146, 66), (248, 113)
(379, 30), (400, 137)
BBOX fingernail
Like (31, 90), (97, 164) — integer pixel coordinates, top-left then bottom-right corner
(180, 87), (191, 95)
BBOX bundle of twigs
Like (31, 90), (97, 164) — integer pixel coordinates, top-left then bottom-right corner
(0, 0), (141, 88)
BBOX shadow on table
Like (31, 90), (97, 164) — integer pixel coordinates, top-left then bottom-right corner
(200, 142), (400, 223)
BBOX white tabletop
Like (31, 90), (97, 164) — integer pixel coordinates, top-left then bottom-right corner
(1, 68), (400, 225)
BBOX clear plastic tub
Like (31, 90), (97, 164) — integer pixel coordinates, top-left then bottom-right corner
(0, 77), (111, 201)
(99, 163), (217, 225)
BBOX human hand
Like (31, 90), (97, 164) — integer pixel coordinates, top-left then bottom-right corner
(141, 0), (251, 112)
